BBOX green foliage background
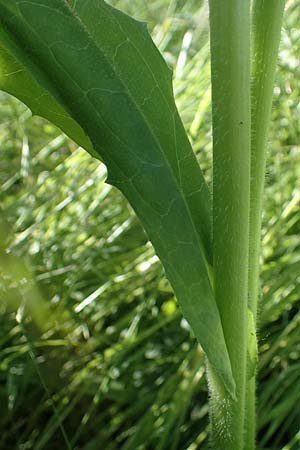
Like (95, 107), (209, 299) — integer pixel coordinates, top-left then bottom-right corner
(0, 1), (300, 449)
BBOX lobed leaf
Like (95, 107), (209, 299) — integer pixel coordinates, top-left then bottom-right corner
(0, 0), (235, 394)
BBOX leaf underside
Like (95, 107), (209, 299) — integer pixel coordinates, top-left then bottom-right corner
(0, 0), (235, 395)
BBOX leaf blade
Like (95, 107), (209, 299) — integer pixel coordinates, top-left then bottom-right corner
(0, 42), (94, 154)
(0, 0), (235, 394)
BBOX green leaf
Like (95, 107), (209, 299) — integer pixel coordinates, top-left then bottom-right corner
(0, 43), (94, 155)
(0, 0), (235, 395)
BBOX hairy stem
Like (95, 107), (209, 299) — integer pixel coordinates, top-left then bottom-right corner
(208, 1), (251, 449)
(249, 0), (286, 321)
(245, 2), (286, 449)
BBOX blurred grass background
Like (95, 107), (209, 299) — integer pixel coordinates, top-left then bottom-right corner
(0, 0), (300, 449)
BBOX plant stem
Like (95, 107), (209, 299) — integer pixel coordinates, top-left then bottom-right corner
(208, 1), (251, 449)
(249, 0), (286, 324)
(245, 2), (286, 449)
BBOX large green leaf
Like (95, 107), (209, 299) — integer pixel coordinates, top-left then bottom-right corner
(0, 0), (235, 394)
(0, 42), (94, 154)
